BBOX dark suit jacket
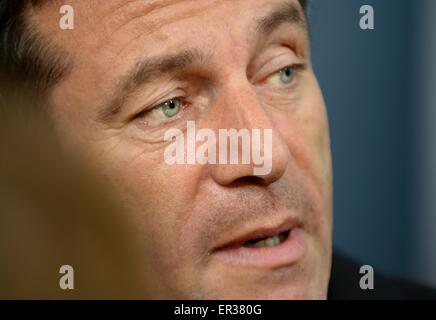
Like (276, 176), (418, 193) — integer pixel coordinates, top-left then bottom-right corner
(328, 251), (436, 299)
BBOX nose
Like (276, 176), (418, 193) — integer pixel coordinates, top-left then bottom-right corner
(208, 81), (291, 186)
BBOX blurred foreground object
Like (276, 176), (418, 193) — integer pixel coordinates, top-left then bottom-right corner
(0, 90), (151, 299)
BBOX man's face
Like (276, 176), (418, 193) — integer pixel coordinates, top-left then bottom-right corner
(33, 0), (333, 299)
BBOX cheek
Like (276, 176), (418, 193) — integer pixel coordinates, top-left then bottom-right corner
(104, 149), (208, 293)
(96, 144), (203, 244)
(272, 77), (333, 225)
(301, 84), (332, 185)
(273, 81), (331, 181)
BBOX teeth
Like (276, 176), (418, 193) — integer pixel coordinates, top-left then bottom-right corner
(265, 236), (279, 247)
(247, 234), (284, 248)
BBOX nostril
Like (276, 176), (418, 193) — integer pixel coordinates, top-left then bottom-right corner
(231, 175), (268, 187)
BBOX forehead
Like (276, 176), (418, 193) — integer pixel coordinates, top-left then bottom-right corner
(32, 0), (305, 51)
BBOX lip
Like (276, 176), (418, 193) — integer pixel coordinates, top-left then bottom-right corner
(211, 218), (307, 269)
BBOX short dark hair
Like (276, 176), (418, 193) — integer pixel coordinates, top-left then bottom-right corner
(0, 0), (71, 98)
(0, 0), (307, 98)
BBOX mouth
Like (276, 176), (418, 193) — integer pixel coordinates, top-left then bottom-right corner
(211, 219), (307, 269)
(243, 230), (290, 248)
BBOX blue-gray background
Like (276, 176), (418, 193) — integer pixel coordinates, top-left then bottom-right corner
(308, 0), (436, 286)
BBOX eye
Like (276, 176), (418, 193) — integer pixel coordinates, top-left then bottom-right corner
(160, 98), (182, 118)
(266, 65), (299, 86)
(140, 97), (183, 122)
(279, 66), (295, 84)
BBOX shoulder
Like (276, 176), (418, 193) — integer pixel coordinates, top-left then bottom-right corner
(328, 251), (436, 300)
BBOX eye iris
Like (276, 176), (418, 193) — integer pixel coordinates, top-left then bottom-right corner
(280, 67), (294, 84)
(162, 99), (181, 118)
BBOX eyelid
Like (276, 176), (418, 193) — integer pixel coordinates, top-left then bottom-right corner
(258, 63), (306, 87)
(251, 50), (301, 84)
(131, 91), (186, 121)
(132, 97), (192, 131)
(152, 97), (181, 111)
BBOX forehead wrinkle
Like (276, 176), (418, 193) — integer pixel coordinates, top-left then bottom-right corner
(108, 0), (189, 29)
(111, 2), (218, 60)
(107, 0), (217, 37)
(108, 0), (190, 18)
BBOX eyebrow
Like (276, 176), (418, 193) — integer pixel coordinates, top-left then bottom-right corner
(256, 1), (307, 35)
(97, 1), (307, 123)
(98, 49), (202, 122)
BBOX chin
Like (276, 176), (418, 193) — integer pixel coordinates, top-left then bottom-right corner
(199, 261), (329, 300)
